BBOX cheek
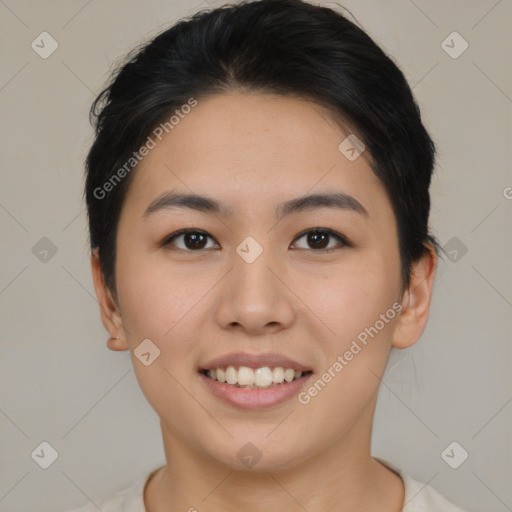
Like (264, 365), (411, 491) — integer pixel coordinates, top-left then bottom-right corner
(302, 253), (401, 418)
(302, 249), (400, 342)
(116, 247), (205, 341)
(294, 264), (400, 439)
(115, 253), (205, 418)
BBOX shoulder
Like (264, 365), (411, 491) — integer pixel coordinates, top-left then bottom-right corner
(59, 467), (159, 512)
(60, 492), (125, 512)
(400, 472), (468, 512)
(375, 458), (468, 512)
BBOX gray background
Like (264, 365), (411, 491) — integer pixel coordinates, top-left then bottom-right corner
(0, 0), (511, 511)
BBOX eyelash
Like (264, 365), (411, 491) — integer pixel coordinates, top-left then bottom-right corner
(160, 227), (352, 253)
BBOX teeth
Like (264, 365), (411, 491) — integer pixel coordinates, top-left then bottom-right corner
(225, 366), (237, 385)
(238, 366), (255, 386)
(254, 367), (273, 387)
(205, 365), (305, 388)
(284, 368), (295, 382)
(272, 367), (284, 383)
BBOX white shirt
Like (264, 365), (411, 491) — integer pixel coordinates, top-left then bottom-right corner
(62, 459), (467, 512)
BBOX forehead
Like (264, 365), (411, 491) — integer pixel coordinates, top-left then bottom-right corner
(122, 91), (386, 218)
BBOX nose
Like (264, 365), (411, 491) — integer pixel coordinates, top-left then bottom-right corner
(214, 242), (296, 336)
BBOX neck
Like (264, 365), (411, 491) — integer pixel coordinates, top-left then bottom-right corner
(145, 405), (404, 512)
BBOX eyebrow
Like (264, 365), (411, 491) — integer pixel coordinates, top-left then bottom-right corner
(142, 191), (368, 220)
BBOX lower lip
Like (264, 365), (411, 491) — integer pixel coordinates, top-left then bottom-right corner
(199, 372), (312, 410)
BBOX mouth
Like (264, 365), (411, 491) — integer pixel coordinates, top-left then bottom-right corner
(198, 352), (313, 409)
(200, 366), (313, 390)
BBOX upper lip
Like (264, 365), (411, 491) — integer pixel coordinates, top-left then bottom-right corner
(200, 352), (312, 372)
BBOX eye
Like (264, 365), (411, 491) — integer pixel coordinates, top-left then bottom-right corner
(161, 229), (219, 251)
(161, 227), (351, 252)
(291, 228), (351, 251)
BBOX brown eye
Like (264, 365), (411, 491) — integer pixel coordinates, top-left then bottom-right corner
(162, 227), (350, 252)
(162, 229), (218, 251)
(292, 229), (350, 251)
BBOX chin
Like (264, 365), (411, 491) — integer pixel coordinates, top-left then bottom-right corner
(204, 435), (311, 473)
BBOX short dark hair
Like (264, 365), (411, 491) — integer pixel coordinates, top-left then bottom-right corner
(85, 0), (440, 299)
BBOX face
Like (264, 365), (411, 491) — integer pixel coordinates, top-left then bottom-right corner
(106, 91), (409, 471)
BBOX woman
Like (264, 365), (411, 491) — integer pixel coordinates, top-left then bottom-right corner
(69, 0), (466, 510)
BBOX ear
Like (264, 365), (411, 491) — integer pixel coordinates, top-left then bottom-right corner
(392, 244), (437, 349)
(90, 248), (129, 351)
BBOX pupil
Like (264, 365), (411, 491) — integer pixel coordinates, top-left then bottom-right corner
(309, 231), (328, 249)
(186, 233), (206, 249)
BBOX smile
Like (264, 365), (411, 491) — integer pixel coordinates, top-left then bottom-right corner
(201, 366), (312, 389)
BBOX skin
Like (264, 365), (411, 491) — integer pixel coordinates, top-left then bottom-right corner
(91, 91), (437, 512)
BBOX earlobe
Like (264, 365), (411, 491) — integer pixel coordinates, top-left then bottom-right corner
(90, 248), (129, 351)
(106, 335), (128, 351)
(392, 244), (437, 349)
